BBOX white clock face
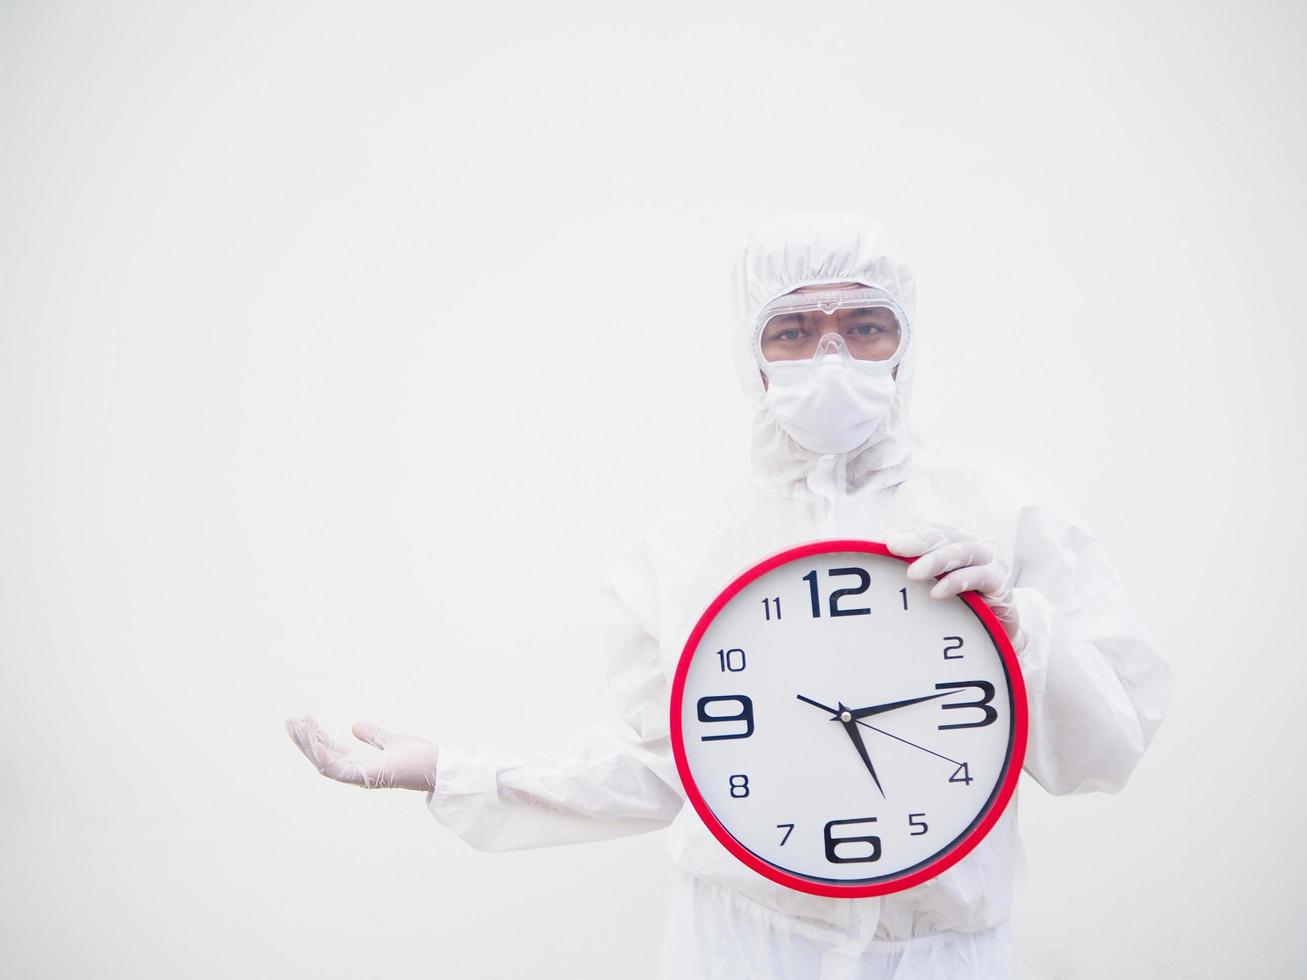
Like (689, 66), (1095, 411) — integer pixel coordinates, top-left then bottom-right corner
(672, 542), (1026, 897)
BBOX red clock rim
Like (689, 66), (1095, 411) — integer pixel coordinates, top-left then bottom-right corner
(669, 538), (1029, 899)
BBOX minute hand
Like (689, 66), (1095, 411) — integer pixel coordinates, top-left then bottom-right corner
(848, 691), (954, 720)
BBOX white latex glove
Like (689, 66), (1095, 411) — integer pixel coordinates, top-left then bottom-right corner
(884, 524), (1027, 652)
(285, 716), (439, 791)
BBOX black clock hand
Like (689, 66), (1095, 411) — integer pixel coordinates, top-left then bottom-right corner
(848, 690), (954, 721)
(796, 694), (841, 717)
(797, 695), (887, 798)
(838, 703), (887, 799)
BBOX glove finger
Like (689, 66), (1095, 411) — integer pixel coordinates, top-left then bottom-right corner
(906, 540), (998, 581)
(883, 526), (945, 558)
(287, 720), (366, 781)
(884, 525), (976, 558)
(286, 714), (322, 742)
(352, 721), (395, 750)
(287, 719), (328, 760)
(293, 730), (347, 780)
(930, 564), (1006, 600)
(293, 716), (355, 756)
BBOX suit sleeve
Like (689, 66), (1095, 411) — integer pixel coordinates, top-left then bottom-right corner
(1009, 478), (1172, 796)
(424, 542), (685, 850)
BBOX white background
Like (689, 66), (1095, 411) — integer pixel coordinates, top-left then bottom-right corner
(2, 2), (1303, 977)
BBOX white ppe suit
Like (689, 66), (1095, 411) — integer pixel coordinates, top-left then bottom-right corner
(427, 214), (1172, 979)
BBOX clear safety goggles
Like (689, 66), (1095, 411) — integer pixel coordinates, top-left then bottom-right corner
(754, 286), (910, 377)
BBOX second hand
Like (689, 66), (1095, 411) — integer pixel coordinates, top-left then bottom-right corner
(855, 718), (964, 767)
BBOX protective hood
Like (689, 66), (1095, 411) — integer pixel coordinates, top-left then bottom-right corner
(732, 212), (920, 496)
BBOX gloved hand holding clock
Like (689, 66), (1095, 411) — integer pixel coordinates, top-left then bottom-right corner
(885, 523), (1027, 653)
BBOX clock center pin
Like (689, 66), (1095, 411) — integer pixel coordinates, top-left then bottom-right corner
(840, 710), (852, 723)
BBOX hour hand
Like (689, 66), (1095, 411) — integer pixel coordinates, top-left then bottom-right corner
(837, 703), (886, 799)
(797, 695), (886, 799)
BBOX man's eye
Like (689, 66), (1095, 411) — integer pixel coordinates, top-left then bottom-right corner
(850, 320), (899, 336)
(776, 329), (804, 342)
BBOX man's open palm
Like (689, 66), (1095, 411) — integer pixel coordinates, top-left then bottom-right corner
(286, 716), (439, 791)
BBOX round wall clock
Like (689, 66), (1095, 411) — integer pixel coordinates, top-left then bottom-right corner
(670, 540), (1028, 898)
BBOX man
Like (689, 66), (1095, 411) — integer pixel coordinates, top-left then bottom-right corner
(288, 213), (1170, 978)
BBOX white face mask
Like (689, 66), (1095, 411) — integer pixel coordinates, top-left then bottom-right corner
(762, 356), (897, 455)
